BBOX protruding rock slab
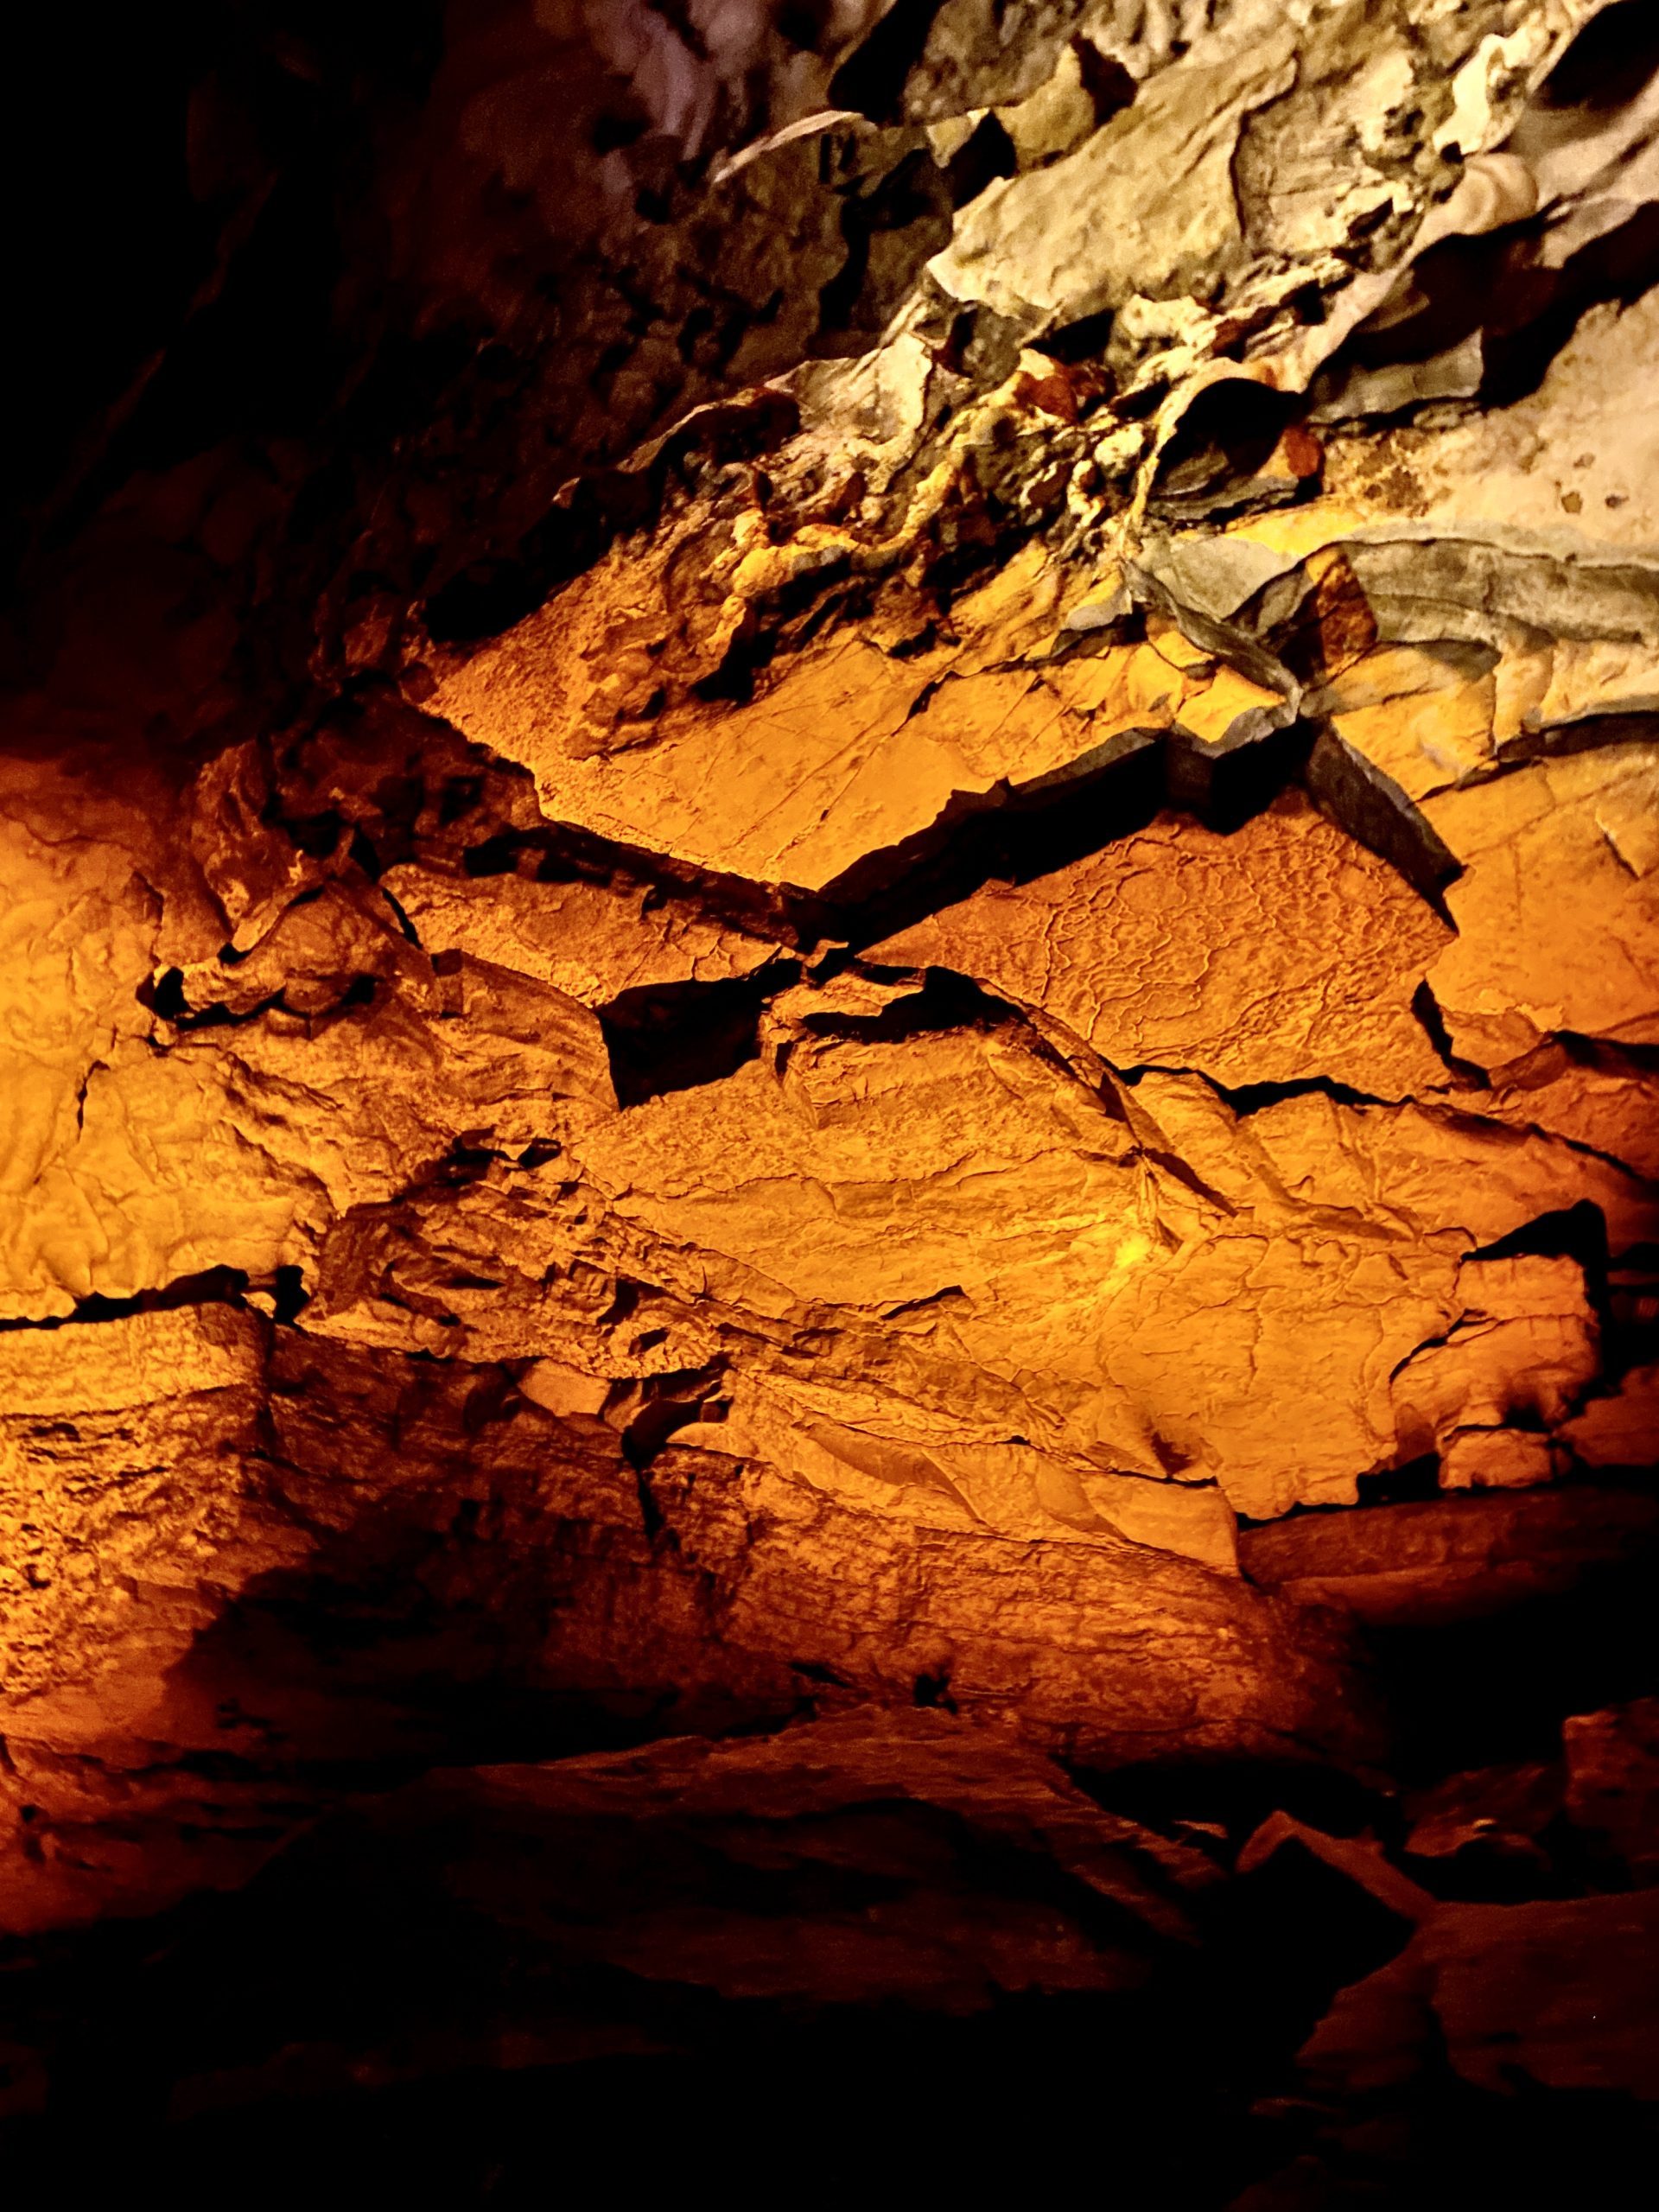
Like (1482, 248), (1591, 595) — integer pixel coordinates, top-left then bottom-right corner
(1, 1320), (1383, 1935)
(1403, 1762), (1563, 1880)
(868, 794), (1452, 1096)
(1560, 1363), (1659, 1470)
(1237, 1484), (1659, 1627)
(0, 1710), (1238, 2142)
(1425, 745), (1659, 1071)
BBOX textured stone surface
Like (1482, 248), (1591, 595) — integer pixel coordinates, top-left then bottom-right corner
(1236, 1484), (1659, 1627)
(0, 22), (1656, 2193)
(868, 793), (1452, 1095)
(0, 1308), (1381, 1942)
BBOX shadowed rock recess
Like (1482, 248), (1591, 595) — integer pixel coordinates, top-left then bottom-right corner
(3, 1), (1658, 2194)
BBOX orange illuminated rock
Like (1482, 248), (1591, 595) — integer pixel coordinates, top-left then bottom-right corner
(0, 1319), (1382, 1918)
(1390, 1254), (1599, 1491)
(433, 618), (1139, 897)
(1559, 1363), (1659, 1469)
(380, 862), (778, 1005)
(1424, 746), (1659, 1069)
(559, 1021), (1650, 1522)
(868, 793), (1452, 1095)
(1317, 645), (1501, 804)
(1237, 1485), (1659, 1628)
(1478, 1046), (1659, 1185)
(427, 530), (1181, 905)
(5, 3), (1659, 2003)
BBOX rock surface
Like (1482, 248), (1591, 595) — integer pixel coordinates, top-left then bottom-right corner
(2, 0), (1658, 2190)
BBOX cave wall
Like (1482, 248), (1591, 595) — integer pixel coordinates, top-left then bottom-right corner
(2, 13), (1658, 2154)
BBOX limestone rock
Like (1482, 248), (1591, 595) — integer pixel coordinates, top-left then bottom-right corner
(1236, 1484), (1659, 1627)
(1300, 1891), (1659, 2101)
(3, 14), (1659, 2120)
(0, 1306), (283, 1720)
(0, 1312), (1382, 1932)
(380, 863), (778, 1007)
(868, 792), (1453, 1095)
(1426, 744), (1659, 1070)
(1562, 1694), (1659, 1880)
(1238, 1809), (1437, 1929)
(1480, 1046), (1659, 1186)
(1403, 1762), (1564, 1878)
(1390, 1254), (1600, 1491)
(0, 1710), (1255, 2167)
(427, 557), (1129, 903)
(931, 19), (1299, 321)
(1560, 1362), (1659, 1467)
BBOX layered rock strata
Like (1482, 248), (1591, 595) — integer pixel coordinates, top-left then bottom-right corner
(2, 2), (1658, 2181)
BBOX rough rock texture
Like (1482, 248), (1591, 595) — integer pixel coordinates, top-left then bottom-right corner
(3, 0), (1659, 2189)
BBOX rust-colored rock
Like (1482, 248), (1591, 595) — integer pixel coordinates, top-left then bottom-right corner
(1403, 1763), (1564, 1877)
(1562, 1695), (1659, 1882)
(868, 793), (1452, 1096)
(2, 29), (1658, 2200)
(1237, 1485), (1659, 1628)
(1301, 1891), (1659, 2101)
(0, 1314), (1382, 1876)
(1560, 1363), (1659, 1470)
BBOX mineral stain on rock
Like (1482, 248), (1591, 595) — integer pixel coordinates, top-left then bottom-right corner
(1, 1), (1656, 2192)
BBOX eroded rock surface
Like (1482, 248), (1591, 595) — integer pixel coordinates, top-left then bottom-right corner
(2, 0), (1658, 2188)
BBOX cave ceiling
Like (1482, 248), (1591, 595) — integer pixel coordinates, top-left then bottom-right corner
(1, 0), (1658, 2179)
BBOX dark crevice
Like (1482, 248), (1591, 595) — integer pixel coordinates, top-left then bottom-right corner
(1168, 715), (1313, 834)
(599, 965), (802, 1107)
(798, 966), (1025, 1046)
(941, 114), (1017, 209)
(1367, 1535), (1659, 1781)
(1353, 1451), (1447, 1509)
(1409, 981), (1490, 1090)
(618, 1365), (729, 1474)
(1536, 1), (1659, 113)
(1148, 380), (1306, 524)
(827, 727), (1167, 944)
(912, 1669), (957, 1712)
(270, 1265), (312, 1327)
(1118, 1065), (1391, 1117)
(1493, 713), (1659, 770)
(378, 883), (422, 946)
(143, 966), (383, 1032)
(1035, 305), (1117, 367)
(1303, 726), (1460, 914)
(1474, 1198), (1611, 1276)
(457, 816), (817, 950)
(0, 1266), (253, 1333)
(814, 143), (954, 359)
(1069, 1754), (1387, 1856)
(423, 389), (802, 646)
(1210, 1071), (1384, 1117)
(828, 0), (941, 124)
